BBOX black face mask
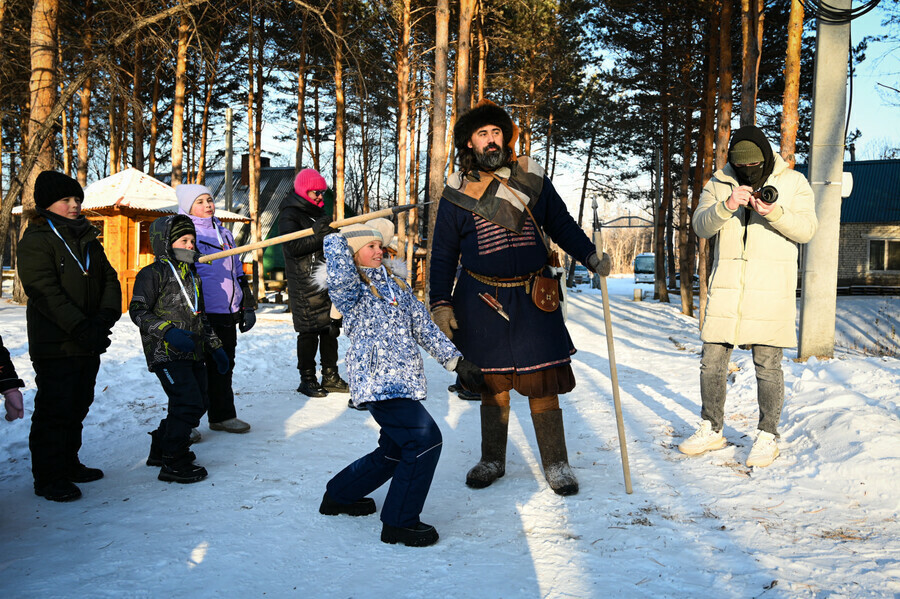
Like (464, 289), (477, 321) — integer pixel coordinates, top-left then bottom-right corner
(171, 248), (200, 264)
(733, 163), (765, 189)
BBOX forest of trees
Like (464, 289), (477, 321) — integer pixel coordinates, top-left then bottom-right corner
(0, 0), (892, 316)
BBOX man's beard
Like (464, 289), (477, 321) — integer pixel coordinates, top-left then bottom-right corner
(474, 143), (508, 171)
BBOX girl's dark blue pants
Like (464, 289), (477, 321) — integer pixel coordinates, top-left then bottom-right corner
(326, 398), (442, 528)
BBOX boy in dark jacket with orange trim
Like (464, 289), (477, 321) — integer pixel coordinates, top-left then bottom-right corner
(17, 171), (121, 502)
(129, 214), (229, 484)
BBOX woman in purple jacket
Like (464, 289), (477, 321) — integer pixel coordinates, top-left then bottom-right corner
(177, 184), (256, 434)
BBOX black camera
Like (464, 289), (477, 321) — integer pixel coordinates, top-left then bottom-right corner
(752, 186), (778, 204)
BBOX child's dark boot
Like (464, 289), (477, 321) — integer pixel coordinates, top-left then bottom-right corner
(380, 522), (439, 547)
(297, 369), (328, 397)
(318, 491), (376, 516)
(158, 449), (208, 484)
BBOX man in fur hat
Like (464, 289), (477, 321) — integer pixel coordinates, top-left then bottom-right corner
(679, 125), (817, 468)
(428, 99), (611, 496)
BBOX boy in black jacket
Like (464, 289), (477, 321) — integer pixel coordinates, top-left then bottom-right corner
(129, 214), (229, 483)
(17, 171), (122, 502)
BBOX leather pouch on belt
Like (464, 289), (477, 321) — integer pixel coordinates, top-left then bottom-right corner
(531, 273), (560, 312)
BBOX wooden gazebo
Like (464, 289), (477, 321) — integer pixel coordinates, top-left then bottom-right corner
(79, 168), (249, 312)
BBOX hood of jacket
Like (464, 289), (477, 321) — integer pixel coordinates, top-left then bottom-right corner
(150, 214), (195, 262)
(727, 125), (775, 186)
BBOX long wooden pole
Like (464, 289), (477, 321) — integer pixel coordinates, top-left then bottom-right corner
(592, 199), (633, 494)
(198, 204), (422, 264)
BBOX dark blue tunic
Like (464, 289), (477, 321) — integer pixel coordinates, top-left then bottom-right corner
(429, 175), (596, 374)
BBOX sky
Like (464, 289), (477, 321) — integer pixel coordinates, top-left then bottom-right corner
(0, 278), (898, 597)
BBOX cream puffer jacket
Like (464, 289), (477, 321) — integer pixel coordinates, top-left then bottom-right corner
(693, 154), (818, 347)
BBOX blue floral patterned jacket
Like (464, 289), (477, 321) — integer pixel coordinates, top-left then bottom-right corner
(324, 233), (461, 407)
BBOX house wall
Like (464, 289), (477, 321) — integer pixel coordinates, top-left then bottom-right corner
(838, 222), (900, 287)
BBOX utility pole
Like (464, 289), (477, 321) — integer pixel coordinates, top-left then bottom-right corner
(225, 107), (233, 212)
(798, 1), (850, 360)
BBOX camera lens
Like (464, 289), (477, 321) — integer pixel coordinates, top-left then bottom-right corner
(759, 186), (778, 204)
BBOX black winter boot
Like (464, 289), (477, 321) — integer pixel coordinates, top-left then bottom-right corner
(381, 522), (439, 547)
(465, 404), (509, 489)
(147, 429), (196, 467)
(35, 479), (82, 502)
(318, 492), (376, 516)
(297, 369), (328, 397)
(66, 463), (104, 483)
(531, 408), (578, 496)
(321, 367), (349, 393)
(158, 450), (208, 484)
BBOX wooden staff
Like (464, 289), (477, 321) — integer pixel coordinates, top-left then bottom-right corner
(592, 198), (633, 494)
(198, 203), (423, 264)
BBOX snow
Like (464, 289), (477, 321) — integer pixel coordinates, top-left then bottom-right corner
(1, 277), (898, 598)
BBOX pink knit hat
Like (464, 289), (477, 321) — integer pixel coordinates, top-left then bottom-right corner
(293, 168), (328, 206)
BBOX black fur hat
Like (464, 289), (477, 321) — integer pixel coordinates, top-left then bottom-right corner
(453, 99), (514, 153)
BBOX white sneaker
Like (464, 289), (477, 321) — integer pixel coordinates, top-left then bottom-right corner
(746, 430), (779, 467)
(678, 420), (726, 456)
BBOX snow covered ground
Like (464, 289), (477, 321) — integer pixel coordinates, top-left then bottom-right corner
(0, 277), (898, 598)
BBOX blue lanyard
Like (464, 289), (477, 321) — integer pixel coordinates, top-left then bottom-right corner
(164, 259), (200, 314)
(47, 220), (90, 276)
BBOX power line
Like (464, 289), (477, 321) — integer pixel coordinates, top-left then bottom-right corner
(799, 0), (881, 24)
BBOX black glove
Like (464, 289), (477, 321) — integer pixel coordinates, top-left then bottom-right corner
(239, 309), (256, 333)
(454, 358), (484, 393)
(313, 216), (339, 239)
(328, 318), (342, 338)
(94, 308), (121, 331)
(587, 252), (612, 277)
(73, 321), (112, 353)
(163, 328), (196, 353)
(211, 347), (230, 374)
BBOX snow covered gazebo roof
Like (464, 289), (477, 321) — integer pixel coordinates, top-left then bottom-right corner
(81, 168), (248, 222)
(12, 168), (248, 222)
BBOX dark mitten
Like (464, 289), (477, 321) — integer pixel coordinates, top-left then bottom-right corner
(587, 252), (612, 277)
(239, 309), (256, 333)
(327, 318), (342, 338)
(211, 347), (230, 374)
(313, 216), (339, 239)
(73, 321), (112, 353)
(163, 328), (196, 353)
(95, 308), (121, 331)
(455, 358), (485, 392)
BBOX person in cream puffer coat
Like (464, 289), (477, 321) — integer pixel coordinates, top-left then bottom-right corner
(680, 125), (818, 468)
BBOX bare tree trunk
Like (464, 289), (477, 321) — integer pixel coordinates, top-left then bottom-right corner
(425, 0), (450, 302)
(75, 0), (92, 185)
(108, 99), (119, 174)
(358, 82), (370, 212)
(678, 101), (693, 317)
(294, 19), (307, 172)
(312, 76), (320, 171)
(407, 65), (421, 282)
(247, 8), (261, 300)
(132, 44), (145, 170)
(333, 0), (346, 220)
(15, 0), (59, 302)
(148, 66), (160, 176)
(456, 0), (475, 112)
(476, 1), (486, 102)
(739, 0), (764, 126)
(395, 0), (410, 279)
(780, 0), (803, 167)
(171, 13), (189, 186)
(654, 22), (671, 305)
(715, 0), (734, 170)
(196, 34), (222, 184)
(696, 2), (719, 326)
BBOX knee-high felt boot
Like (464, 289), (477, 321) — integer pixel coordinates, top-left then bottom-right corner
(465, 404), (510, 489)
(531, 408), (578, 496)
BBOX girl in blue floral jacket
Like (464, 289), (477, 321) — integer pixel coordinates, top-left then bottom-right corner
(317, 218), (483, 547)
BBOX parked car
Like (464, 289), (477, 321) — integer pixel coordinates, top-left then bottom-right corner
(572, 264), (591, 285)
